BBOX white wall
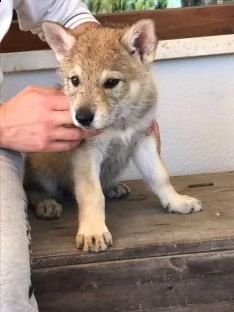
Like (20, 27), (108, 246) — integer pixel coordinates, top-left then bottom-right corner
(154, 54), (234, 177)
(1, 51), (233, 179)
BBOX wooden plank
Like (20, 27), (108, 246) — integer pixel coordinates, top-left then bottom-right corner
(32, 251), (234, 312)
(146, 302), (234, 312)
(2, 6), (234, 52)
(31, 172), (234, 268)
(34, 301), (234, 312)
(97, 5), (234, 38)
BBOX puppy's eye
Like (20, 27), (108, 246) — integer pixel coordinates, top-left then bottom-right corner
(104, 79), (120, 89)
(70, 76), (80, 87)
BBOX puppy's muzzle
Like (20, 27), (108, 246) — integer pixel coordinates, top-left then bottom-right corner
(75, 107), (94, 127)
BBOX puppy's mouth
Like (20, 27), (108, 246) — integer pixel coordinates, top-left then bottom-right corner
(72, 120), (108, 132)
(71, 109), (118, 131)
(74, 123), (94, 130)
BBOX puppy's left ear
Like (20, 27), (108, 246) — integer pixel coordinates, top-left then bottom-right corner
(121, 19), (157, 64)
(41, 21), (76, 62)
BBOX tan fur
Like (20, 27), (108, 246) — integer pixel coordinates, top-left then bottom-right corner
(60, 27), (154, 128)
(25, 152), (71, 190)
(25, 20), (202, 252)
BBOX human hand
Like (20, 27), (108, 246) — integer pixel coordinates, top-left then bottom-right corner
(145, 120), (161, 153)
(0, 86), (99, 152)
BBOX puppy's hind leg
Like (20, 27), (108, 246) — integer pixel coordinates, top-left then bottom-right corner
(133, 135), (202, 214)
(25, 181), (63, 220)
(100, 151), (131, 200)
(103, 183), (130, 200)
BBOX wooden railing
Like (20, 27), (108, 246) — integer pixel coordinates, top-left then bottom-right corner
(1, 5), (233, 53)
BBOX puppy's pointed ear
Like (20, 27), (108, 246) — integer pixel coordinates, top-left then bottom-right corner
(121, 19), (157, 64)
(41, 21), (76, 62)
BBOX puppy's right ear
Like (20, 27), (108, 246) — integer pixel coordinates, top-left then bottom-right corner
(121, 19), (157, 64)
(41, 21), (76, 62)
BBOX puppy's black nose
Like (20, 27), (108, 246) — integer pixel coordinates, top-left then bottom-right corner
(75, 107), (94, 126)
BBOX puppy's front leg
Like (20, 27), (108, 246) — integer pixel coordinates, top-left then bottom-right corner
(72, 147), (112, 252)
(133, 135), (202, 214)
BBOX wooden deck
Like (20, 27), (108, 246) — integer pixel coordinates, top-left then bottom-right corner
(31, 172), (234, 312)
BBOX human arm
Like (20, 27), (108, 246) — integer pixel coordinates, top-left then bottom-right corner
(0, 0), (159, 152)
(0, 1), (100, 152)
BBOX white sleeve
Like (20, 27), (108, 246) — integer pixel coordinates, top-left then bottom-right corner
(0, 0), (13, 42)
(0, 0), (13, 96)
(15, 0), (99, 40)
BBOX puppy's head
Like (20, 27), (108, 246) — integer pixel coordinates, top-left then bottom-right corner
(42, 20), (158, 130)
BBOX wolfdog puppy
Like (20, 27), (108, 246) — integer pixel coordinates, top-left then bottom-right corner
(25, 19), (202, 252)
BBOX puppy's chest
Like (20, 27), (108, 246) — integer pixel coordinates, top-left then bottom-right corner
(99, 134), (137, 184)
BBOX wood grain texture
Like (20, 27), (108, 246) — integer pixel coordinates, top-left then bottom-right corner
(31, 172), (234, 311)
(2, 6), (234, 53)
(32, 251), (234, 312)
(31, 172), (234, 268)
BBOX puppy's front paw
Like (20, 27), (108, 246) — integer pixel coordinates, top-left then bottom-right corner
(36, 199), (63, 220)
(76, 224), (112, 252)
(164, 195), (202, 214)
(104, 183), (130, 200)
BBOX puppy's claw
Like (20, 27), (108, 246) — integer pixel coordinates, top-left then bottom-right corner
(36, 199), (63, 220)
(103, 231), (113, 246)
(164, 195), (202, 214)
(76, 231), (113, 252)
(104, 183), (130, 200)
